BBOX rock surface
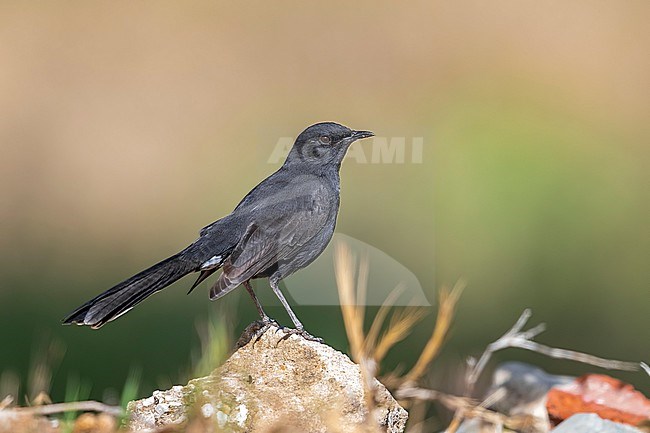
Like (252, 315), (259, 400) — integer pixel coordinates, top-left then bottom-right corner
(547, 374), (650, 426)
(488, 361), (574, 419)
(455, 362), (574, 433)
(449, 363), (649, 433)
(0, 410), (57, 433)
(128, 323), (408, 432)
(551, 413), (643, 433)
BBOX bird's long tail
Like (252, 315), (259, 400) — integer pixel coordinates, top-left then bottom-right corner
(62, 252), (197, 329)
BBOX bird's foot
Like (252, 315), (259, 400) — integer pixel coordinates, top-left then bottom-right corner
(254, 316), (285, 345)
(277, 327), (324, 344)
(236, 317), (281, 347)
(260, 315), (280, 328)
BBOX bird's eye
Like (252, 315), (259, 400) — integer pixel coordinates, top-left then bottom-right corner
(319, 136), (331, 145)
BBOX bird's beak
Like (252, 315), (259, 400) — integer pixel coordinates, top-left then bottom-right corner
(350, 130), (374, 140)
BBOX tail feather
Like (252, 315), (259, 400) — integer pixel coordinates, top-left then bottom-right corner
(63, 253), (196, 328)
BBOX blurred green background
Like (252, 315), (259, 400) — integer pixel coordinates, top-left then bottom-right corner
(1, 1), (648, 404)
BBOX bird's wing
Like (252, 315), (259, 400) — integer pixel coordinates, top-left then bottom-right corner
(209, 197), (331, 300)
(199, 174), (291, 237)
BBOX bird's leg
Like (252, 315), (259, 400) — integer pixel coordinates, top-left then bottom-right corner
(243, 280), (280, 344)
(243, 281), (272, 322)
(269, 278), (303, 329)
(270, 278), (323, 343)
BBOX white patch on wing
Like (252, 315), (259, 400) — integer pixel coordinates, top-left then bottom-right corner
(200, 255), (222, 270)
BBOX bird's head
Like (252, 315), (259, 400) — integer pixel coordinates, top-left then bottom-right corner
(285, 122), (373, 169)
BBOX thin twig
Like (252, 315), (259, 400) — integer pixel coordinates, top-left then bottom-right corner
(465, 309), (647, 395)
(397, 386), (476, 413)
(397, 386), (537, 431)
(441, 308), (650, 432)
(445, 416), (464, 433)
(465, 309), (534, 392)
(511, 340), (644, 371)
(11, 401), (122, 417)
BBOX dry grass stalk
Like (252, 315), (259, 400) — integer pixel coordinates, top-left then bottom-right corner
(334, 241), (379, 415)
(334, 241), (462, 378)
(398, 386), (538, 433)
(404, 280), (465, 383)
(334, 242), (366, 363)
(0, 395), (13, 410)
(374, 307), (428, 364)
(26, 337), (65, 403)
(334, 241), (432, 433)
(364, 284), (406, 357)
(334, 240), (466, 432)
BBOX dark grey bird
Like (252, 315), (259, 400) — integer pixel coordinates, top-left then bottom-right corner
(63, 122), (373, 338)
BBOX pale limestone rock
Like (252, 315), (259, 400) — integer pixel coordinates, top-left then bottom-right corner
(552, 413), (643, 433)
(454, 362), (574, 433)
(128, 323), (408, 432)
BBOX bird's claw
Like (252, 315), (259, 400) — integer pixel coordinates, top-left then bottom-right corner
(277, 327), (324, 344)
(237, 317), (282, 348)
(238, 320), (323, 347)
(247, 317), (281, 346)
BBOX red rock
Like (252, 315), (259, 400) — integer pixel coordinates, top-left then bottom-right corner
(546, 374), (650, 426)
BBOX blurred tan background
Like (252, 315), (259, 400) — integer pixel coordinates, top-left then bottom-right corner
(0, 1), (648, 401)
